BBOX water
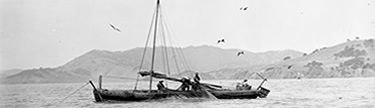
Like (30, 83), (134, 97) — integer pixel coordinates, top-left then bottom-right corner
(1, 78), (374, 108)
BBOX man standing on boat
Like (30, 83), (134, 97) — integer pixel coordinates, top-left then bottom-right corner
(192, 73), (201, 91)
(193, 73), (201, 84)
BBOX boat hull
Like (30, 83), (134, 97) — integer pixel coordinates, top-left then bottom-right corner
(209, 90), (259, 99)
(93, 89), (208, 102)
(93, 87), (270, 102)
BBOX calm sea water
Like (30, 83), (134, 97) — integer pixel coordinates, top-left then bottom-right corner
(1, 78), (374, 108)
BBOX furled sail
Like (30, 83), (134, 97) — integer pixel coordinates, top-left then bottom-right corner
(138, 71), (222, 88)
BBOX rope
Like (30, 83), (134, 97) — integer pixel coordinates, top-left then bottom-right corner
(103, 69), (112, 76)
(160, 10), (171, 75)
(134, 4), (157, 91)
(133, 74), (140, 92)
(164, 17), (181, 73)
(51, 82), (89, 105)
(160, 8), (172, 87)
(161, 6), (191, 72)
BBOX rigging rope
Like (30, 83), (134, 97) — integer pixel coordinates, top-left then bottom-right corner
(134, 5), (157, 91)
(160, 9), (171, 76)
(159, 9), (172, 87)
(161, 6), (192, 72)
(159, 23), (168, 87)
(50, 82), (89, 105)
(103, 69), (112, 76)
(176, 41), (191, 71)
(163, 14), (182, 73)
(168, 38), (181, 72)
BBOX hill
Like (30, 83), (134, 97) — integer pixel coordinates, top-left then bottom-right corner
(223, 38), (375, 79)
(4, 38), (373, 84)
(0, 45), (302, 84)
(0, 69), (23, 78)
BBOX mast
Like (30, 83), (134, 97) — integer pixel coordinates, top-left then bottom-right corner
(149, 0), (160, 92)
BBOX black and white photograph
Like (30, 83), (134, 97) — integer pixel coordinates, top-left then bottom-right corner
(1, 0), (375, 107)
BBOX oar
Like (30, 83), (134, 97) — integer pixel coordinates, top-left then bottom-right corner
(256, 73), (267, 90)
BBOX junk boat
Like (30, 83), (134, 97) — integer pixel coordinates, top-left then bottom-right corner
(89, 71), (270, 102)
(89, 0), (270, 102)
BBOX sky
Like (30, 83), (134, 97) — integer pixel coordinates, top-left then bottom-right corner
(1, 0), (375, 70)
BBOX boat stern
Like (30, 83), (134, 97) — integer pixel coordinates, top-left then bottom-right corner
(258, 87), (270, 98)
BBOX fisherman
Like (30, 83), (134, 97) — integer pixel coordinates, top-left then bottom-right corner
(157, 80), (166, 91)
(178, 77), (191, 91)
(193, 73), (201, 84)
(235, 82), (243, 90)
(241, 79), (252, 90)
(192, 73), (202, 91)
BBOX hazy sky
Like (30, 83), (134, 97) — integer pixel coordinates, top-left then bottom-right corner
(1, 0), (374, 70)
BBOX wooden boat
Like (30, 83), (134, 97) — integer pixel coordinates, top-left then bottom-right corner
(89, 0), (270, 102)
(91, 86), (270, 102)
(89, 71), (270, 102)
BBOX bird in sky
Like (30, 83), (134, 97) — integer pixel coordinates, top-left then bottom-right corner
(287, 65), (293, 69)
(237, 51), (245, 56)
(240, 7), (248, 11)
(109, 24), (121, 32)
(217, 38), (225, 44)
(265, 67), (275, 72)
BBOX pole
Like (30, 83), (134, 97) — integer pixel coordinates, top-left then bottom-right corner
(149, 0), (160, 93)
(256, 73), (267, 90)
(88, 80), (97, 91)
(99, 75), (102, 89)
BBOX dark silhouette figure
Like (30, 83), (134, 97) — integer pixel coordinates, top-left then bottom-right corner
(157, 80), (166, 91)
(193, 73), (201, 84)
(192, 73), (201, 91)
(283, 56), (291, 60)
(240, 7), (248, 10)
(241, 79), (251, 90)
(287, 65), (293, 69)
(178, 78), (191, 91)
(109, 24), (121, 32)
(237, 51), (244, 56)
(217, 39), (225, 44)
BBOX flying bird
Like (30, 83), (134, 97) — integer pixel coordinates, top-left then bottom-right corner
(237, 51), (245, 56)
(217, 38), (225, 44)
(109, 24), (121, 32)
(240, 7), (248, 10)
(287, 65), (293, 69)
(265, 67), (275, 72)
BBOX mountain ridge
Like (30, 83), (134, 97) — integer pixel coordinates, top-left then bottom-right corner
(2, 38), (374, 84)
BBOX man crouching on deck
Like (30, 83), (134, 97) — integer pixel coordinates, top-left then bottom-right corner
(157, 80), (166, 92)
